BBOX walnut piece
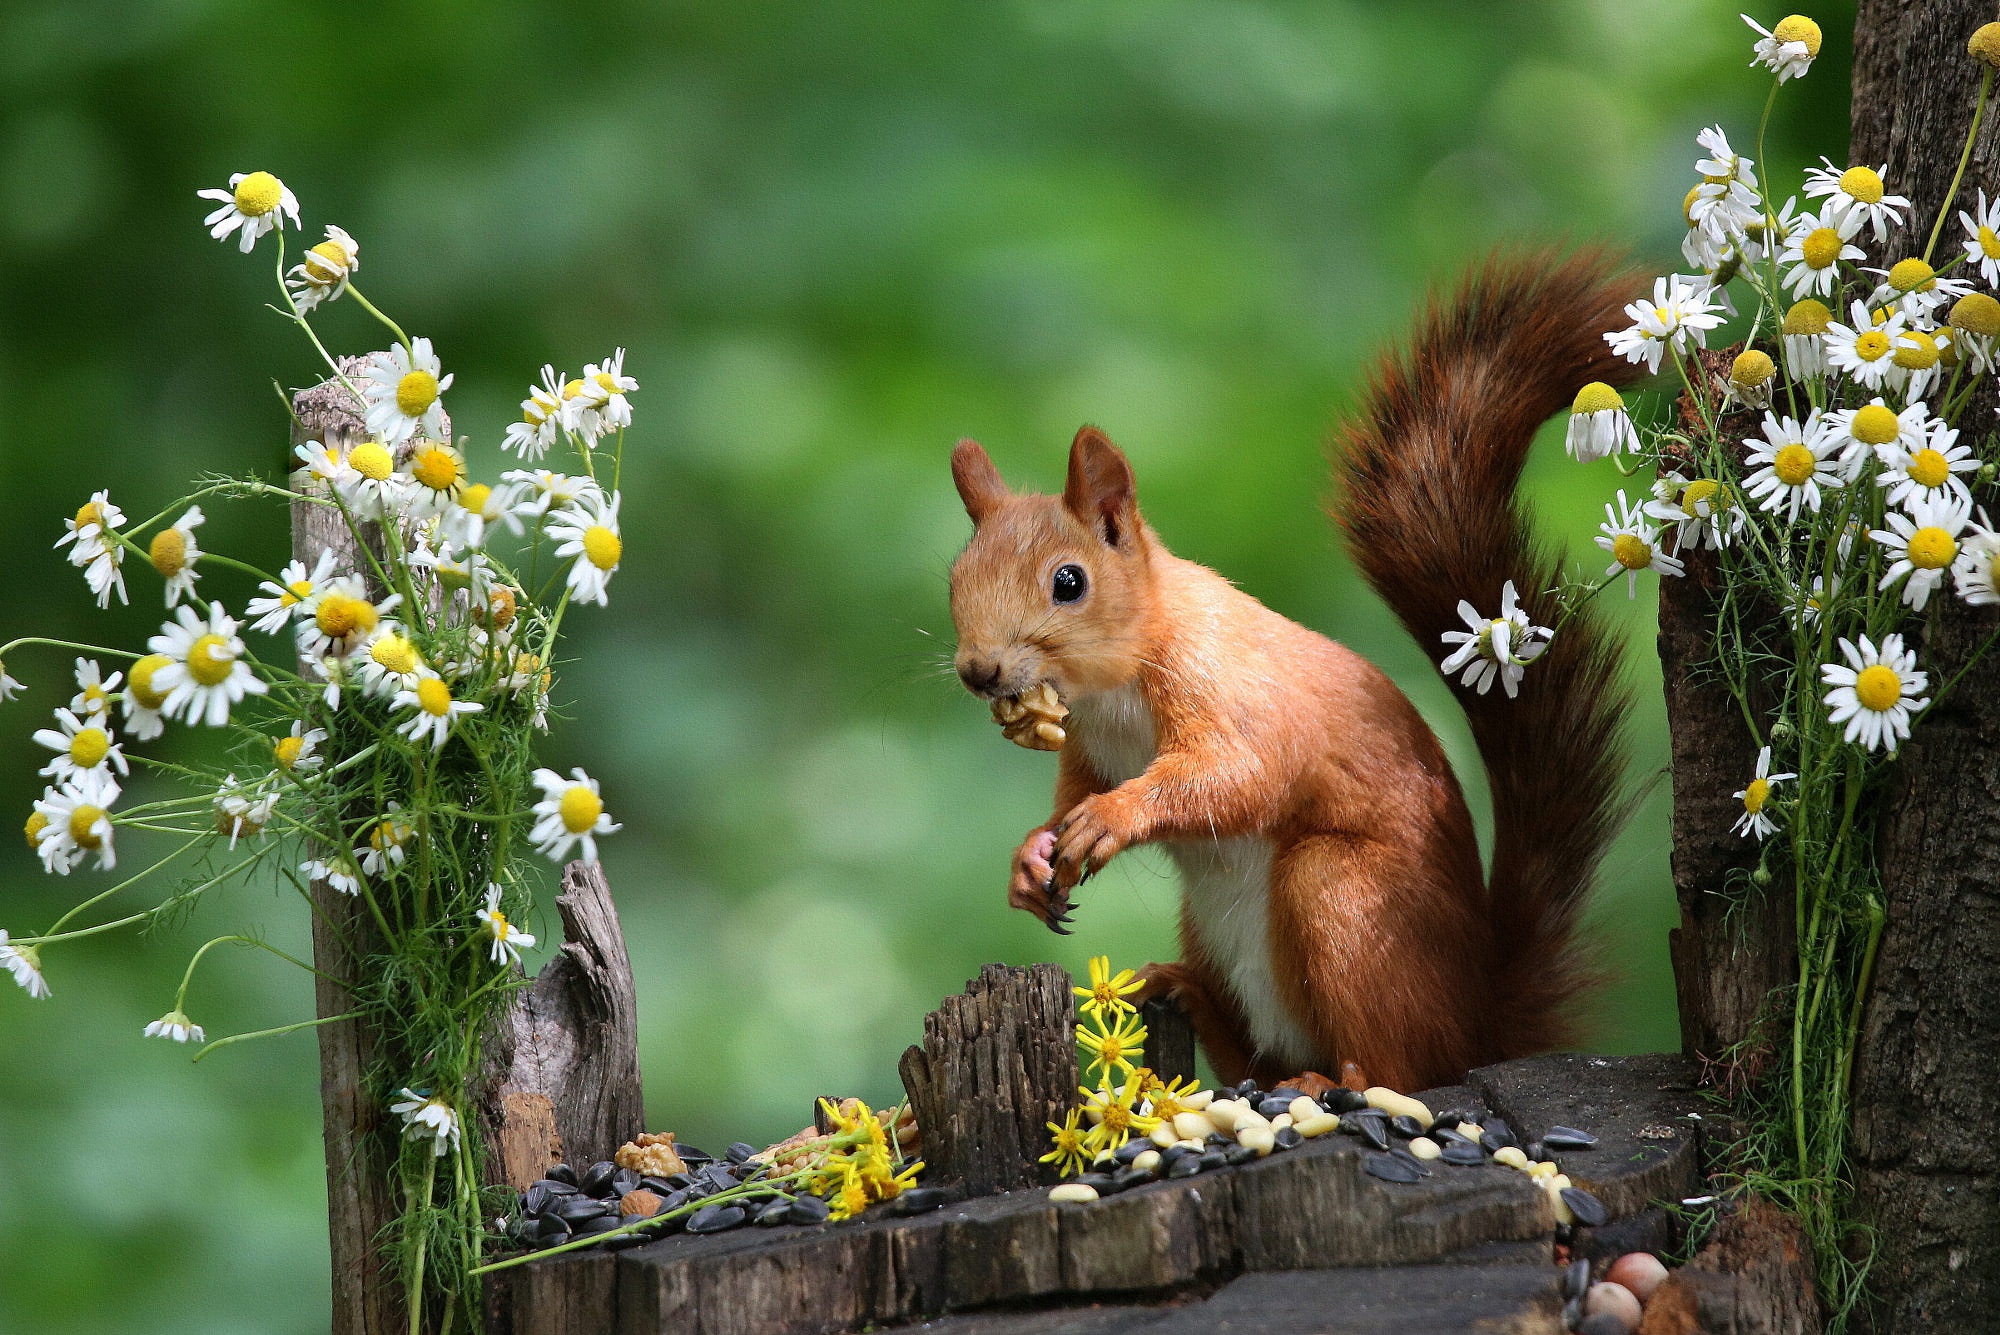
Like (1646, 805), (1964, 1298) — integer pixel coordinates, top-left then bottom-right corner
(990, 680), (1068, 751)
(614, 1131), (687, 1178)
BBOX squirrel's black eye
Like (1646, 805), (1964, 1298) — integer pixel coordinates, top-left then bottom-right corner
(1052, 564), (1087, 603)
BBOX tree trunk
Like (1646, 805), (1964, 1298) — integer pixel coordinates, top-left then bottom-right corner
(1849, 6), (2000, 1325)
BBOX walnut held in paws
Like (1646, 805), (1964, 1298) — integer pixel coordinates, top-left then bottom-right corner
(990, 681), (1068, 751)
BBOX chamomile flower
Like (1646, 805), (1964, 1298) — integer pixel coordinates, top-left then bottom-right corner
(144, 1010), (205, 1044)
(0, 930), (50, 999)
(295, 438), (359, 487)
(1782, 299), (1833, 377)
(147, 506), (205, 607)
(568, 349), (639, 438)
(1565, 382), (1638, 461)
(361, 338), (453, 446)
(442, 480), (521, 549)
(476, 885), (537, 966)
(1824, 300), (1906, 389)
(1873, 495), (1972, 611)
(246, 551), (338, 636)
(212, 774), (277, 848)
(1645, 474), (1744, 551)
(285, 225), (359, 312)
(121, 653), (171, 741)
(1951, 512), (2000, 605)
(1596, 491), (1686, 597)
(1742, 411), (1842, 521)
(503, 469), (598, 522)
(68, 659), (122, 720)
(1959, 189), (2000, 286)
(1438, 580), (1552, 699)
(148, 603), (267, 728)
(1888, 328), (1946, 399)
(353, 629), (426, 698)
(1688, 127), (1762, 243)
(0, 664), (21, 703)
(546, 490), (623, 606)
(1803, 158), (1909, 241)
(303, 855), (364, 897)
(297, 577), (401, 660)
(1868, 257), (1971, 326)
(306, 654), (351, 712)
(503, 366), (567, 460)
(273, 722), (326, 775)
(1732, 746), (1797, 840)
(1822, 634), (1928, 753)
(33, 770), (121, 875)
(1876, 420), (1977, 509)
(1743, 13), (1821, 81)
(529, 768), (620, 864)
(196, 171), (300, 252)
(1606, 276), (1727, 374)
(333, 439), (413, 520)
(1819, 398), (1928, 479)
(1777, 209), (1863, 299)
(1723, 349), (1778, 408)
(357, 813), (415, 877)
(1793, 573), (1840, 628)
(392, 672), (484, 750)
(32, 708), (129, 782)
(56, 490), (124, 567)
(390, 1089), (461, 1157)
(402, 439), (468, 518)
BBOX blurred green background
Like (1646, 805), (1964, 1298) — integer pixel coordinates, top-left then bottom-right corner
(0, 2), (1853, 1331)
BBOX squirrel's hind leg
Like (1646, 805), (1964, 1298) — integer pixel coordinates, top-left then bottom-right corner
(1135, 958), (1267, 1087)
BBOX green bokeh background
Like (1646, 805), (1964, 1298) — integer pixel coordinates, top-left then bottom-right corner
(0, 2), (1854, 1330)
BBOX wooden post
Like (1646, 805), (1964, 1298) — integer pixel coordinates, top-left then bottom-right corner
(898, 963), (1079, 1196)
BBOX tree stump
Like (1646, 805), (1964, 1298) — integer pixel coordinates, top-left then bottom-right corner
(898, 963), (1079, 1196)
(1140, 993), (1196, 1087)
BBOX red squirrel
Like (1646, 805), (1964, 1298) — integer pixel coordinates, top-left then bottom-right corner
(946, 252), (1646, 1092)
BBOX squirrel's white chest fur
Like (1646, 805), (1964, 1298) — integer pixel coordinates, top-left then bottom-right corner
(1068, 683), (1318, 1071)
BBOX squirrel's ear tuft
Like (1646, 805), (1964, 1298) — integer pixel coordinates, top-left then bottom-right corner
(952, 439), (1009, 524)
(1063, 426), (1138, 547)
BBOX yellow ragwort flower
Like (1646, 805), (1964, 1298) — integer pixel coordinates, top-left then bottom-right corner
(1076, 1009), (1148, 1085)
(1041, 1108), (1091, 1178)
(1073, 954), (1145, 1021)
(1079, 1076), (1162, 1155)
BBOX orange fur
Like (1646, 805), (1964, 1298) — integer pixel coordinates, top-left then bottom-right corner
(947, 251), (1645, 1090)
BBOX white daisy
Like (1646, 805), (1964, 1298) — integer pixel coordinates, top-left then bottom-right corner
(285, 225), (359, 313)
(407, 540), (487, 599)
(33, 769), (122, 875)
(351, 628), (427, 699)
(1437, 580), (1552, 699)
(69, 658), (123, 720)
(274, 721), (327, 775)
(1867, 257), (1971, 326)
(0, 662), (22, 703)
(1876, 419), (1977, 509)
(1822, 634), (1928, 753)
(390, 1089), (461, 1157)
(1732, 745), (1797, 840)
(1887, 328), (1947, 399)
(1824, 301), (1906, 389)
(32, 708), (129, 783)
(545, 490), (623, 607)
(212, 774), (278, 848)
(1960, 189), (2000, 287)
(0, 930), (50, 999)
(303, 855), (364, 897)
(1803, 158), (1909, 241)
(1819, 397), (1928, 480)
(1596, 491), (1686, 597)
(361, 338), (453, 446)
(333, 439), (414, 521)
(121, 653), (172, 742)
(196, 171), (300, 252)
(402, 439), (468, 519)
(1743, 411), (1842, 521)
(1644, 474), (1744, 552)
(296, 577), (401, 660)
(1873, 496), (1972, 611)
(1776, 210), (1863, 299)
(1952, 511), (2000, 605)
(504, 365), (568, 460)
(147, 506), (205, 607)
(1565, 382), (1638, 462)
(529, 767), (620, 864)
(1782, 299), (1832, 377)
(306, 654), (353, 712)
(1606, 276), (1727, 374)
(1743, 13), (1820, 81)
(568, 348), (639, 439)
(356, 812), (415, 877)
(392, 671), (484, 750)
(503, 469), (599, 523)
(56, 490), (124, 568)
(143, 1009), (205, 1044)
(476, 884), (537, 966)
(147, 603), (268, 728)
(442, 480), (521, 550)
(1688, 127), (1762, 242)
(295, 437), (360, 488)
(246, 551), (338, 635)
(1793, 573), (1840, 628)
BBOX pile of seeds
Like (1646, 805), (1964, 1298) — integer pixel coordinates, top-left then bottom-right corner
(1048, 1079), (1607, 1232)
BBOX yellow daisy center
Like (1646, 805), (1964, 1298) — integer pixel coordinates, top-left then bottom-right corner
(1894, 330), (1940, 370)
(1102, 1103), (1132, 1134)
(1951, 292), (2000, 336)
(594, 371), (627, 397)
(149, 528), (188, 577)
(1730, 349), (1775, 387)
(1801, 227), (1844, 269)
(1681, 478), (1724, 516)
(1774, 15), (1821, 54)
(1783, 299), (1833, 335)
(488, 909), (510, 936)
(1907, 527), (1958, 569)
(1971, 22), (2000, 68)
(349, 441), (394, 481)
(303, 241), (349, 283)
(1907, 448), (1952, 488)
(25, 810), (48, 849)
(232, 172), (283, 217)
(485, 586), (517, 629)
(1853, 330), (1891, 362)
(559, 785), (603, 834)
(1851, 404), (1902, 445)
(1979, 226), (2000, 261)
(186, 633), (235, 687)
(370, 820), (405, 852)
(1887, 258), (1936, 293)
(280, 578), (314, 607)
(74, 500), (106, 531)
(1571, 381), (1624, 415)
(459, 482), (492, 513)
(396, 370), (440, 418)
(275, 735), (305, 769)
(1854, 664), (1904, 712)
(69, 804), (106, 848)
(523, 392), (558, 425)
(562, 378), (588, 400)
(1682, 185), (1703, 227)
(68, 728), (109, 769)
(1838, 166), (1885, 205)
(1612, 533), (1653, 570)
(582, 526), (623, 570)
(1743, 777), (1772, 815)
(315, 594), (377, 642)
(416, 677), (454, 716)
(370, 634), (419, 676)
(410, 445), (462, 493)
(1773, 443), (1819, 486)
(129, 654), (171, 709)
(79, 684), (110, 712)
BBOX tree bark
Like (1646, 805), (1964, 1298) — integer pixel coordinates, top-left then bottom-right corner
(1849, 7), (2000, 1326)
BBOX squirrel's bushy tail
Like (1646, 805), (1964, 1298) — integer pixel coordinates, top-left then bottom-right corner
(1332, 249), (1647, 1058)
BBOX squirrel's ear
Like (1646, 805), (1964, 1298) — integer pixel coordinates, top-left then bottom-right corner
(1063, 425), (1138, 547)
(952, 439), (1009, 524)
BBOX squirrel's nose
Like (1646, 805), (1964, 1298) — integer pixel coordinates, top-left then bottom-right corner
(957, 657), (1003, 694)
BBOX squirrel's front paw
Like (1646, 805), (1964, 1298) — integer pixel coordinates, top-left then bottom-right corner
(1050, 793), (1135, 894)
(1007, 827), (1072, 933)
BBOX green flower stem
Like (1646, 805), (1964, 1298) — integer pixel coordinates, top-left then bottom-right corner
(406, 1152), (438, 1335)
(466, 1173), (814, 1277)
(172, 934), (336, 1013)
(190, 1009), (361, 1063)
(0, 636), (138, 666)
(1924, 65), (1993, 267)
(343, 282), (413, 357)
(1837, 896), (1888, 1098)
(40, 837), (205, 937)
(23, 849), (257, 946)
